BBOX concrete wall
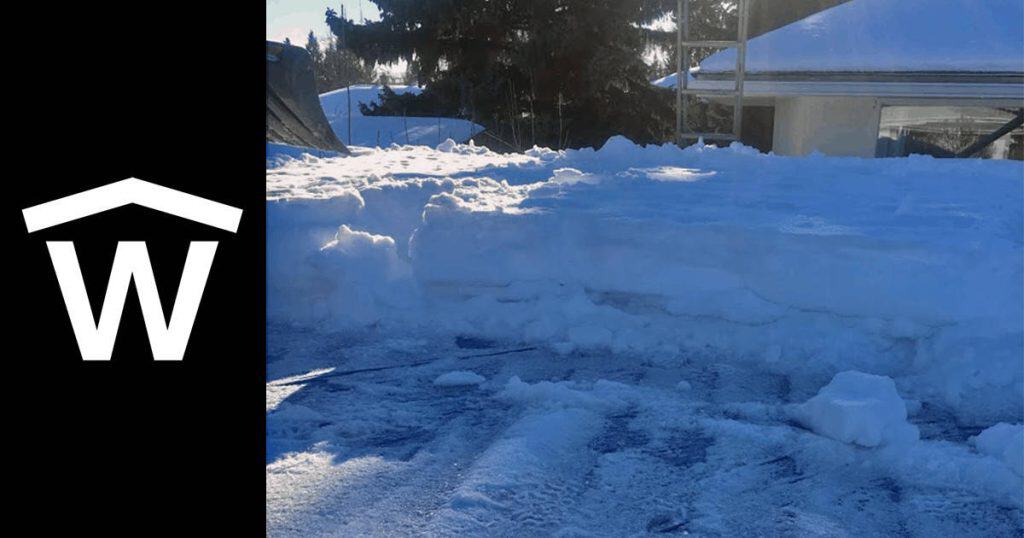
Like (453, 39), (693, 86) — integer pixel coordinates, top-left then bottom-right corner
(771, 96), (882, 157)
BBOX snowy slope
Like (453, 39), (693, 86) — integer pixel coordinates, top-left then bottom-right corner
(319, 85), (483, 147)
(267, 138), (1023, 534)
(700, 0), (1024, 74)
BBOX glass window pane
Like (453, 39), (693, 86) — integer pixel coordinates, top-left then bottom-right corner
(876, 106), (1023, 160)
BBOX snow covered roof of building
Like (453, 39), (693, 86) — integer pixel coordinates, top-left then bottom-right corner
(698, 0), (1024, 77)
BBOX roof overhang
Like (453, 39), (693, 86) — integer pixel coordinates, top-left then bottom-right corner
(697, 71), (1024, 85)
(687, 75), (1024, 105)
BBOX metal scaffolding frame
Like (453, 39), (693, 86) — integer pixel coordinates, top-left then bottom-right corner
(675, 0), (751, 144)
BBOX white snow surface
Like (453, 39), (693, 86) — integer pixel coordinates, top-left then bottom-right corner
(268, 136), (1022, 426)
(318, 85), (483, 147)
(433, 370), (486, 387)
(971, 423), (1024, 476)
(700, 0), (1024, 75)
(267, 137), (1023, 534)
(793, 371), (919, 448)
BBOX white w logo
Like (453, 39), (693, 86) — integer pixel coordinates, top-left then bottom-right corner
(22, 178), (243, 361)
(47, 241), (218, 361)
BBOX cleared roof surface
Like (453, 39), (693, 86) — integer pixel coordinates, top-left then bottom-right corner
(699, 0), (1024, 75)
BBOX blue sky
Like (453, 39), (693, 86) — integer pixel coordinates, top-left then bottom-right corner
(267, 0), (380, 45)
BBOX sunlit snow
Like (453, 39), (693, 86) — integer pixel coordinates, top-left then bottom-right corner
(267, 136), (1022, 535)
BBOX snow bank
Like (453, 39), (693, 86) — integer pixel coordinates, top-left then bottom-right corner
(267, 137), (1023, 428)
(793, 371), (919, 448)
(433, 371), (486, 387)
(971, 423), (1024, 476)
(319, 85), (483, 147)
(266, 142), (342, 169)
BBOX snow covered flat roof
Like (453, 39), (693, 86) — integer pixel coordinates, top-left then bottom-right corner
(699, 0), (1024, 76)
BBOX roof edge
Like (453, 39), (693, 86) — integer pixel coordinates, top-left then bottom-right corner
(696, 71), (1024, 84)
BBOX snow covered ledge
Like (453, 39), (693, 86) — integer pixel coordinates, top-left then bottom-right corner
(267, 137), (1023, 427)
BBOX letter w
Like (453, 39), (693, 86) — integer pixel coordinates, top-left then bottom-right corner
(46, 241), (218, 361)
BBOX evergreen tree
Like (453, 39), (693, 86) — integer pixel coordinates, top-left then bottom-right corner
(320, 35), (374, 91)
(305, 29), (374, 93)
(399, 58), (419, 86)
(305, 31), (322, 64)
(647, 0), (739, 78)
(328, 0), (687, 150)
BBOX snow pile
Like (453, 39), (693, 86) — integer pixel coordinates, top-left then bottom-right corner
(319, 85), (483, 147)
(267, 136), (1023, 428)
(433, 371), (486, 387)
(435, 138), (458, 153)
(266, 142), (342, 169)
(793, 371), (919, 448)
(971, 423), (1024, 476)
(274, 224), (413, 325)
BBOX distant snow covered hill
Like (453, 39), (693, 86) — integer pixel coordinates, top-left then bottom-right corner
(319, 85), (483, 147)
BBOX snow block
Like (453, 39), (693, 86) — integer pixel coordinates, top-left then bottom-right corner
(794, 371), (919, 448)
(971, 423), (1024, 476)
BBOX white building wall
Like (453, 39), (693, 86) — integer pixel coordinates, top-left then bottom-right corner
(772, 96), (882, 157)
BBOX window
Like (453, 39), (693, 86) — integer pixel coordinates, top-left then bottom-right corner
(876, 106), (1023, 160)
